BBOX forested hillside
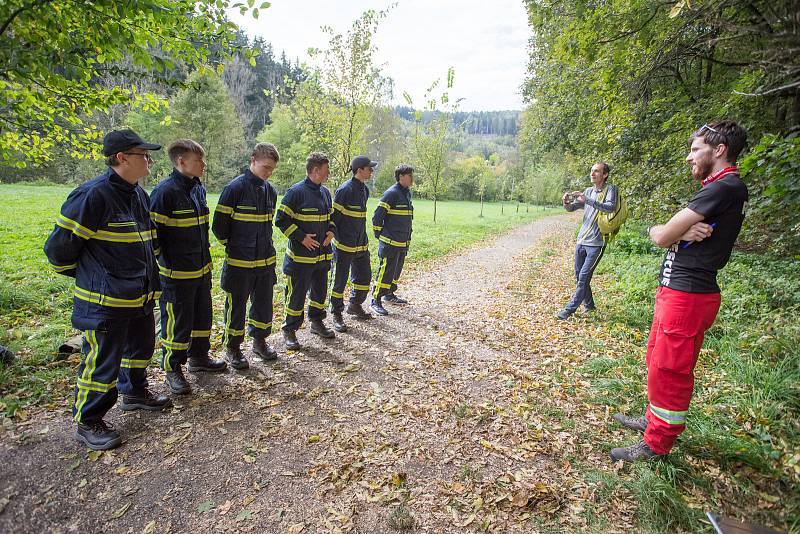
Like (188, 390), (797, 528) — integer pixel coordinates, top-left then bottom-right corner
(519, 0), (799, 254)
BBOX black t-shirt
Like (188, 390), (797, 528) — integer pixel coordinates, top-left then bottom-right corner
(659, 174), (748, 293)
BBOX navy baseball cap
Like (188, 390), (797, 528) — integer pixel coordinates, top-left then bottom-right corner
(102, 129), (161, 156)
(350, 155), (377, 172)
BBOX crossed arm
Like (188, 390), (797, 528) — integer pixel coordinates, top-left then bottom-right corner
(648, 208), (713, 248)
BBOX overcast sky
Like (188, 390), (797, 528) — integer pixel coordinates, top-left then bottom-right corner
(229, 0), (531, 112)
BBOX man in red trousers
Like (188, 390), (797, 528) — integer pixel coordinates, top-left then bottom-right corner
(610, 120), (748, 462)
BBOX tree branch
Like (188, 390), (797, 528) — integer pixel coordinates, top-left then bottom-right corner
(0, 0), (53, 38)
(594, 7), (660, 45)
(735, 79), (800, 97)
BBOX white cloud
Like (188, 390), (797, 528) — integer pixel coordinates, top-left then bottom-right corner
(229, 0), (530, 111)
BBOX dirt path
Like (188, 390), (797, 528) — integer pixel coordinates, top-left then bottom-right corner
(0, 213), (609, 534)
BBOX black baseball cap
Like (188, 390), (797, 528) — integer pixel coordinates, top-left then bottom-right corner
(102, 129), (161, 156)
(350, 155), (377, 172)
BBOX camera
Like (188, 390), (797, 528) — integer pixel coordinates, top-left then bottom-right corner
(564, 192), (575, 204)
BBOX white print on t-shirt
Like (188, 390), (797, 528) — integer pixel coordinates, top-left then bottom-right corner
(660, 244), (678, 286)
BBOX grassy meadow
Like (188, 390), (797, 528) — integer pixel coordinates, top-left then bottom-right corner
(0, 183), (558, 416)
(585, 226), (800, 532)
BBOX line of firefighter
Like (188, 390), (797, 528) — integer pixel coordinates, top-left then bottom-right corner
(44, 129), (415, 451)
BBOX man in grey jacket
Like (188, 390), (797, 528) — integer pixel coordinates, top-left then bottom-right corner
(557, 162), (617, 320)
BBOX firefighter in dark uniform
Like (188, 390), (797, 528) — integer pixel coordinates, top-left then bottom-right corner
(328, 155), (377, 332)
(150, 139), (227, 395)
(212, 143), (281, 369)
(274, 152), (336, 349)
(44, 129), (171, 451)
(371, 164), (414, 316)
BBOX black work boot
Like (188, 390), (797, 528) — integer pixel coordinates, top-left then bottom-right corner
(384, 293), (408, 305)
(309, 319), (335, 338)
(187, 354), (227, 373)
(556, 309), (572, 320)
(609, 440), (660, 463)
(225, 346), (249, 370)
(345, 302), (373, 320)
(331, 313), (347, 333)
(120, 387), (172, 412)
(165, 367), (191, 395)
(282, 329), (301, 350)
(75, 420), (121, 451)
(251, 337), (277, 361)
(370, 299), (389, 316)
(612, 413), (648, 433)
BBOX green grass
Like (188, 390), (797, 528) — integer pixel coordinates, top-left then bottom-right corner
(585, 224), (800, 533)
(0, 183), (558, 415)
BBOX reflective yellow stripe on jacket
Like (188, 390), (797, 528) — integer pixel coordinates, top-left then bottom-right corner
(151, 212), (209, 227)
(286, 250), (333, 264)
(278, 205), (330, 222)
(74, 287), (160, 308)
(159, 261), (213, 280)
(225, 255), (277, 268)
(332, 202), (367, 218)
(378, 235), (408, 247)
(333, 240), (369, 253)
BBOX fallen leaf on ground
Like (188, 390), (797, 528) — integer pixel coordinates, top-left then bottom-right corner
(109, 502), (131, 519)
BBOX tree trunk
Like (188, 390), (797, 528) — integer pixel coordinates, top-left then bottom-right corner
(433, 196), (438, 223)
(479, 194), (484, 218)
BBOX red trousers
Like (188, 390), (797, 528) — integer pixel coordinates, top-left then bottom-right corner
(644, 286), (720, 454)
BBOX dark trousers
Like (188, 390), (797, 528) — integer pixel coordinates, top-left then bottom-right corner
(565, 243), (606, 313)
(221, 266), (275, 348)
(159, 281), (212, 371)
(73, 313), (155, 424)
(283, 266), (329, 331)
(330, 249), (371, 313)
(372, 243), (407, 301)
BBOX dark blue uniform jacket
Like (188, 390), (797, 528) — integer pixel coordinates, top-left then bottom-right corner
(331, 177), (369, 253)
(274, 177), (335, 273)
(43, 169), (160, 330)
(149, 169), (212, 285)
(372, 183), (413, 248)
(212, 169), (277, 273)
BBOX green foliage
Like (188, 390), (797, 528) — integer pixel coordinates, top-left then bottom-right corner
(285, 9), (393, 186)
(407, 68), (462, 221)
(0, 0), (265, 167)
(169, 71), (247, 188)
(125, 70), (248, 189)
(257, 104), (310, 191)
(739, 134), (800, 256)
(521, 0), (800, 255)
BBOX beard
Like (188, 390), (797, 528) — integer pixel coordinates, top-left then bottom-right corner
(691, 160), (711, 181)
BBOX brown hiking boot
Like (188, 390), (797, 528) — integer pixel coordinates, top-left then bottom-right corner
(282, 329), (301, 350)
(187, 354), (227, 373)
(332, 313), (347, 333)
(120, 387), (172, 412)
(345, 302), (373, 319)
(251, 337), (277, 361)
(610, 440), (660, 463)
(612, 413), (648, 433)
(225, 346), (249, 370)
(165, 367), (191, 395)
(309, 319), (335, 339)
